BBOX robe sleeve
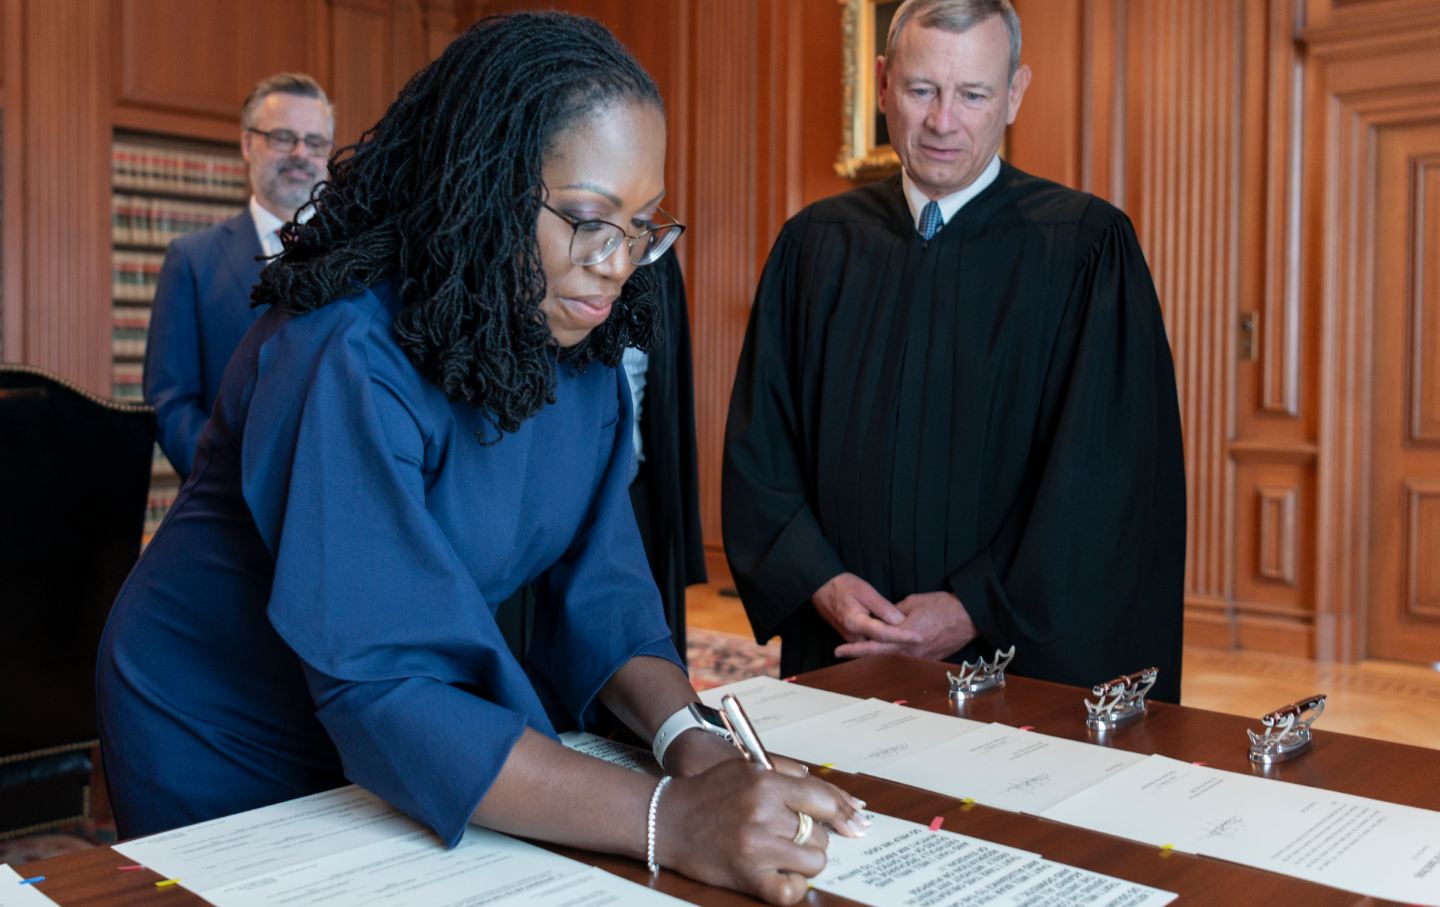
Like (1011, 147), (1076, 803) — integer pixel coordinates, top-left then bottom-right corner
(239, 295), (577, 848)
(723, 222), (849, 642)
(947, 211), (1187, 702)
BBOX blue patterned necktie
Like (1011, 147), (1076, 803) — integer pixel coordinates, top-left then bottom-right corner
(918, 200), (943, 240)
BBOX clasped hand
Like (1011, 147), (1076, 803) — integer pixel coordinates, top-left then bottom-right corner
(813, 572), (978, 661)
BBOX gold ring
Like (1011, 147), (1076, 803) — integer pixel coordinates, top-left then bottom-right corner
(792, 811), (814, 846)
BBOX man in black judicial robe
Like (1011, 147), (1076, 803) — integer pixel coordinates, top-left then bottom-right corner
(722, 0), (1186, 702)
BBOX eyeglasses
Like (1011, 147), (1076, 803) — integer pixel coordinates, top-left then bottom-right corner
(542, 203), (685, 267)
(245, 127), (334, 157)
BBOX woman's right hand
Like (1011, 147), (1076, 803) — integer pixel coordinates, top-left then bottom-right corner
(654, 758), (869, 905)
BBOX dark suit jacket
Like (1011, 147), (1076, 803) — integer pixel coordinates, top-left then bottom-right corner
(143, 209), (266, 479)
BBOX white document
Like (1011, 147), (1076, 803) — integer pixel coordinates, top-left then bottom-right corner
(760, 699), (985, 773)
(698, 675), (859, 732)
(198, 828), (686, 906)
(560, 730), (659, 774)
(1040, 755), (1440, 906)
(878, 723), (1146, 814)
(815, 811), (1175, 907)
(0, 865), (59, 907)
(114, 785), (687, 906)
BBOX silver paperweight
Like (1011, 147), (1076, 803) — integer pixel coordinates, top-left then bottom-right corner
(946, 646), (1016, 700)
(1247, 694), (1325, 765)
(1084, 667), (1158, 731)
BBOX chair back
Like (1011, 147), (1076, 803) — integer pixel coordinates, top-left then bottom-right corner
(0, 364), (155, 832)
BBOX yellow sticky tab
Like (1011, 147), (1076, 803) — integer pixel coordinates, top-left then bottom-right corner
(1158, 844), (1174, 859)
(821, 763), (834, 769)
(156, 878), (181, 888)
(960, 797), (976, 811)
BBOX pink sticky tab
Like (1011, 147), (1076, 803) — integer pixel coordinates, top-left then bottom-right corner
(116, 865), (144, 872)
(1192, 761), (1208, 766)
(783, 676), (797, 683)
(893, 699), (908, 705)
(928, 816), (944, 832)
(1019, 725), (1036, 732)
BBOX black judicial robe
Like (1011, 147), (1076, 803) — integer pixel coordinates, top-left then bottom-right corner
(722, 162), (1186, 703)
(631, 250), (708, 659)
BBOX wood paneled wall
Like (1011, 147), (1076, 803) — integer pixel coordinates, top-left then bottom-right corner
(0, 0), (457, 384)
(1011, 0), (1440, 661)
(5, 0), (1438, 663)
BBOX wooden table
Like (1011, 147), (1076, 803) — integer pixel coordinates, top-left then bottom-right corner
(20, 654), (1433, 905)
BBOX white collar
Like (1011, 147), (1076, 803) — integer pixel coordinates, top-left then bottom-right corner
(249, 196), (315, 237)
(901, 154), (1001, 232)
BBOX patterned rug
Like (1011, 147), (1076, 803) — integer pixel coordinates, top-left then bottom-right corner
(0, 821), (113, 865)
(686, 626), (781, 690)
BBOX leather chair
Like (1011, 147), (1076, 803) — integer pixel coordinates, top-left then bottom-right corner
(0, 364), (155, 836)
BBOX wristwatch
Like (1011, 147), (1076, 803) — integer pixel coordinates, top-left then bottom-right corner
(652, 701), (733, 768)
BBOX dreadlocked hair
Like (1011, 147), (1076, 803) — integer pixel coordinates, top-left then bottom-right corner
(252, 11), (665, 434)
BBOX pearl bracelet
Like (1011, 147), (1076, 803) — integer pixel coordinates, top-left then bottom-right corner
(646, 775), (673, 874)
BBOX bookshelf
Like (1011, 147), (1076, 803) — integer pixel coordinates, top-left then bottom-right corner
(110, 133), (248, 536)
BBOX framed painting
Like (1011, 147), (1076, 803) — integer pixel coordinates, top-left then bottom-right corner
(836, 0), (902, 181)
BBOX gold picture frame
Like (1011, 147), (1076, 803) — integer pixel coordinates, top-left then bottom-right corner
(836, 0), (903, 181)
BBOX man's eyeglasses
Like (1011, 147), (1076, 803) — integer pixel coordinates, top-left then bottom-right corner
(542, 203), (685, 268)
(246, 127), (334, 157)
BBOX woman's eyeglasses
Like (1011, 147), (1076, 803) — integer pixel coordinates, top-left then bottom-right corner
(543, 203), (685, 267)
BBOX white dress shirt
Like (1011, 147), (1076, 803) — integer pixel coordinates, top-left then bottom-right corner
(248, 196), (315, 259)
(900, 154), (1002, 233)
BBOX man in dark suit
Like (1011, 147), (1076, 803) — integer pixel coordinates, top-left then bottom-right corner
(144, 73), (334, 478)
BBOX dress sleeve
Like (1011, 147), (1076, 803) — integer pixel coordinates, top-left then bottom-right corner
(525, 365), (684, 725)
(144, 242), (210, 480)
(723, 224), (848, 642)
(240, 300), (539, 847)
(946, 212), (1187, 703)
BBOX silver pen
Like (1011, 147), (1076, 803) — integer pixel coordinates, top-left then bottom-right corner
(719, 694), (774, 771)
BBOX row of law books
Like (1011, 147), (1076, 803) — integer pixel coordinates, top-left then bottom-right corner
(113, 304), (151, 359)
(112, 360), (143, 402)
(113, 194), (239, 248)
(113, 249), (166, 302)
(113, 140), (249, 201)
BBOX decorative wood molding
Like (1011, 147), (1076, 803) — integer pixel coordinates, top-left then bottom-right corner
(1257, 485), (1299, 586)
(2, 0), (26, 362)
(1405, 481), (1440, 621)
(1300, 8), (1440, 58)
(1412, 155), (1440, 445)
(17, 0), (112, 394)
(1311, 40), (1440, 660)
(1262, 0), (1304, 417)
(1122, 0), (1245, 603)
(689, 0), (760, 547)
(1229, 440), (1319, 463)
(1235, 611), (1315, 655)
(1234, 599), (1315, 620)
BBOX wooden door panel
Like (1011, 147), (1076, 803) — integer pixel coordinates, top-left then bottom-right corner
(1367, 120), (1440, 664)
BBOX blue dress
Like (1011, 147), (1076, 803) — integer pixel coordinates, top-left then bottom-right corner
(97, 281), (680, 845)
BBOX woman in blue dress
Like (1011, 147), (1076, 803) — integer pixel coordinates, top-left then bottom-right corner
(96, 13), (864, 905)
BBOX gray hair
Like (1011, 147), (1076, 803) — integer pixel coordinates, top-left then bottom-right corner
(240, 72), (334, 129)
(885, 0), (1022, 79)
